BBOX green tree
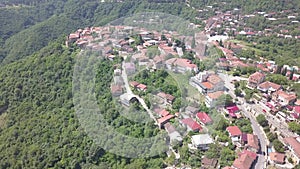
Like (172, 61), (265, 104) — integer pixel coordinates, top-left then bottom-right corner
(288, 122), (300, 135)
(256, 114), (268, 127)
(273, 139), (285, 153)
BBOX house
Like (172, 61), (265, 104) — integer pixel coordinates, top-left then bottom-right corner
(165, 58), (198, 73)
(191, 134), (214, 150)
(190, 71), (224, 94)
(196, 112), (213, 125)
(111, 85), (123, 97)
(137, 83), (147, 92)
(226, 126), (242, 142)
(114, 69), (122, 76)
(157, 114), (175, 128)
(257, 81), (281, 94)
(247, 72), (265, 89)
(185, 106), (199, 115)
(181, 118), (202, 132)
(272, 90), (297, 107)
(157, 92), (175, 104)
(124, 62), (136, 75)
(120, 93), (138, 107)
(113, 76), (124, 85)
(269, 152), (285, 164)
(226, 106), (240, 118)
(283, 137), (300, 164)
(205, 91), (224, 108)
(164, 122), (183, 145)
(245, 134), (260, 153)
(201, 157), (218, 169)
(233, 150), (257, 169)
(129, 81), (139, 88)
(157, 109), (170, 117)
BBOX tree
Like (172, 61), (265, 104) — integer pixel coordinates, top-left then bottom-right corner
(256, 114), (268, 127)
(266, 74), (288, 85)
(289, 68), (295, 80)
(273, 139), (285, 153)
(216, 94), (233, 107)
(288, 122), (300, 135)
(234, 88), (242, 97)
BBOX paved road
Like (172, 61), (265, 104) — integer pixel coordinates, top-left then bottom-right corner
(219, 73), (267, 169)
(121, 61), (157, 124)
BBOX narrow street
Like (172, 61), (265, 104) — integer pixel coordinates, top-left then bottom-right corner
(219, 73), (267, 169)
(121, 61), (157, 124)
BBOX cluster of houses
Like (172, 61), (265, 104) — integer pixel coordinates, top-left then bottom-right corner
(203, 4), (300, 40)
(246, 71), (300, 121)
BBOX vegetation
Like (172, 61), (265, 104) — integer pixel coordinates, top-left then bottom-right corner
(273, 139), (285, 153)
(256, 114), (269, 127)
(288, 122), (300, 135)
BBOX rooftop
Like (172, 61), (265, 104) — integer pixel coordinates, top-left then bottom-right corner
(226, 126), (242, 136)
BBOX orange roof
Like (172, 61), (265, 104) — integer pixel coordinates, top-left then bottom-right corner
(201, 82), (213, 89)
(269, 152), (285, 163)
(247, 134), (259, 150)
(207, 91), (224, 99)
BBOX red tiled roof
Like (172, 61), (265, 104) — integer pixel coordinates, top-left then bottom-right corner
(137, 83), (147, 90)
(238, 149), (257, 160)
(258, 81), (281, 91)
(247, 134), (259, 151)
(233, 153), (254, 169)
(196, 112), (212, 124)
(181, 118), (202, 131)
(201, 82), (213, 89)
(249, 72), (265, 83)
(284, 137), (300, 158)
(111, 85), (122, 93)
(158, 109), (170, 117)
(294, 106), (300, 114)
(130, 81), (139, 87)
(226, 126), (242, 136)
(269, 152), (285, 164)
(274, 90), (297, 102)
(158, 115), (175, 125)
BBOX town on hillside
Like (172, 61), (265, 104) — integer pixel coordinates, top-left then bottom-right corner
(66, 9), (300, 169)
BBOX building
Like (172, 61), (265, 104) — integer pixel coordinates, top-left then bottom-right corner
(157, 92), (175, 104)
(201, 157), (218, 169)
(190, 71), (224, 94)
(205, 91), (224, 108)
(247, 72), (265, 89)
(120, 93), (138, 107)
(272, 90), (297, 107)
(124, 62), (136, 75)
(283, 137), (300, 164)
(157, 114), (175, 128)
(269, 152), (285, 164)
(181, 118), (202, 132)
(185, 106), (199, 115)
(226, 126), (242, 142)
(191, 134), (214, 150)
(164, 122), (183, 145)
(257, 81), (281, 94)
(196, 112), (213, 125)
(113, 76), (124, 85)
(245, 134), (260, 153)
(233, 150), (257, 169)
(137, 83), (147, 92)
(111, 84), (123, 97)
(165, 58), (198, 73)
